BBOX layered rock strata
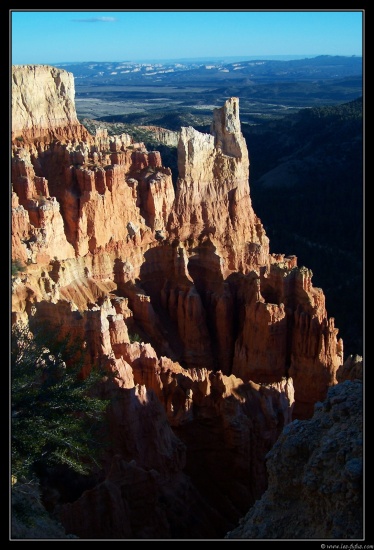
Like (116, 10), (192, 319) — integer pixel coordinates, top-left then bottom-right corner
(11, 65), (347, 538)
(12, 65), (89, 144)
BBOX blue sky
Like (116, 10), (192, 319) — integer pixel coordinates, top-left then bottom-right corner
(10, 10), (363, 65)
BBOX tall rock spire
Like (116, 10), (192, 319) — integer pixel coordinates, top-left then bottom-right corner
(169, 97), (269, 274)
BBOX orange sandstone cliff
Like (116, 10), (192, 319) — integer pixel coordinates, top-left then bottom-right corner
(11, 65), (346, 539)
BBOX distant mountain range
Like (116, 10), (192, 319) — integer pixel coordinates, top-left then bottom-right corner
(54, 55), (362, 87)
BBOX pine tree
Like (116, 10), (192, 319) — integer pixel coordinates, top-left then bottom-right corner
(11, 321), (110, 481)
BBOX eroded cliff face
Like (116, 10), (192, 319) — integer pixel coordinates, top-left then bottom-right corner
(225, 379), (363, 539)
(12, 65), (89, 143)
(11, 65), (346, 539)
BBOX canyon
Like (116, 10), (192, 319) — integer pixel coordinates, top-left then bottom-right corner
(11, 64), (362, 539)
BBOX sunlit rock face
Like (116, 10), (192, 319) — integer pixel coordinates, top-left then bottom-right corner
(12, 64), (89, 143)
(169, 97), (270, 274)
(11, 65), (347, 539)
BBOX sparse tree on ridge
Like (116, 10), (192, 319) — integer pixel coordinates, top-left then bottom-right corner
(11, 321), (110, 482)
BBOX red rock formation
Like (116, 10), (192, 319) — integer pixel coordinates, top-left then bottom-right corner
(11, 65), (347, 538)
(57, 333), (295, 538)
(168, 97), (269, 274)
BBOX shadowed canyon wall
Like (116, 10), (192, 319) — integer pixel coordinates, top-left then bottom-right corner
(11, 65), (352, 539)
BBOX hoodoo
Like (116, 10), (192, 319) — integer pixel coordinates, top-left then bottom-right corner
(11, 65), (352, 539)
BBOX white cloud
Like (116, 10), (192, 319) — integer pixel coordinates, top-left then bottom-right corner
(72, 17), (117, 23)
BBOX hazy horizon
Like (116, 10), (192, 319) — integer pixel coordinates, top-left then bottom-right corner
(19, 54), (361, 67)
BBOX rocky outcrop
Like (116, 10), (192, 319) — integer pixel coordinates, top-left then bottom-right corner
(336, 354), (363, 382)
(11, 65), (351, 539)
(225, 380), (363, 539)
(12, 65), (89, 144)
(138, 125), (180, 147)
(12, 481), (76, 539)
